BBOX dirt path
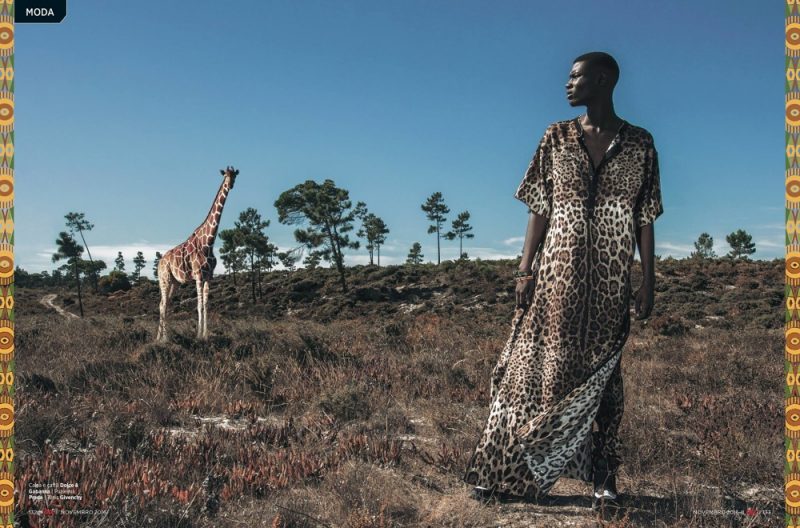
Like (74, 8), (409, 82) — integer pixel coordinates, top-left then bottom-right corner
(39, 294), (79, 319)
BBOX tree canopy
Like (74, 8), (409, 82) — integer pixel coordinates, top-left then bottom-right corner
(52, 231), (85, 317)
(132, 251), (146, 282)
(421, 192), (450, 264)
(219, 228), (247, 286)
(221, 207), (276, 302)
(275, 179), (359, 292)
(354, 202), (390, 266)
(153, 251), (162, 279)
(726, 229), (756, 260)
(65, 212), (99, 292)
(445, 210), (474, 260)
(690, 232), (716, 260)
(407, 242), (424, 265)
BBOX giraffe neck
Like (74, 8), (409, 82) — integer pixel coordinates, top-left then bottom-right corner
(193, 178), (231, 247)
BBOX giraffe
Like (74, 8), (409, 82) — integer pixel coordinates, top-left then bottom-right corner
(156, 166), (238, 342)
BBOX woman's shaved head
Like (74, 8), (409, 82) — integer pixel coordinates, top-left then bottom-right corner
(573, 51), (619, 88)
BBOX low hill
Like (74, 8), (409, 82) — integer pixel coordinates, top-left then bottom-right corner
(13, 257), (784, 527)
(17, 257), (784, 334)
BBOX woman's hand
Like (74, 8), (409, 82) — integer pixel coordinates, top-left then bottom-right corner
(634, 283), (654, 320)
(515, 278), (535, 309)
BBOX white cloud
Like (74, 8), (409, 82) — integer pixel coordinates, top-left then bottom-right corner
(375, 242), (400, 252)
(424, 246), (518, 262)
(755, 238), (783, 249)
(655, 242), (693, 257)
(89, 243), (174, 264)
(503, 236), (525, 246)
(32, 242), (175, 273)
(463, 248), (519, 260)
(328, 245), (519, 268)
(345, 254), (403, 266)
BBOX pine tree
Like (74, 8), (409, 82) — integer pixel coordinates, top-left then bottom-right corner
(115, 252), (125, 272)
(219, 228), (247, 286)
(406, 242), (424, 265)
(690, 233), (716, 260)
(725, 229), (756, 260)
(354, 203), (390, 266)
(131, 251), (146, 282)
(304, 252), (321, 270)
(275, 180), (359, 292)
(370, 216), (389, 266)
(421, 192), (450, 264)
(445, 210), (475, 260)
(52, 231), (84, 317)
(277, 248), (302, 271)
(354, 202), (375, 265)
(65, 212), (98, 292)
(255, 241), (279, 299)
(82, 260), (107, 288)
(230, 208), (273, 303)
(153, 251), (162, 279)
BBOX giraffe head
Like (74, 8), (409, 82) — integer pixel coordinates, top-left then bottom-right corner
(220, 166), (239, 189)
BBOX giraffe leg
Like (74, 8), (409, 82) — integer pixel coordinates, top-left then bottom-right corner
(166, 280), (176, 334)
(157, 265), (174, 342)
(202, 280), (210, 339)
(196, 279), (204, 340)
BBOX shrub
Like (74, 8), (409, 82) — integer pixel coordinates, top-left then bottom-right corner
(98, 270), (131, 294)
(648, 315), (689, 336)
(689, 274), (709, 290)
(17, 411), (66, 451)
(108, 414), (148, 453)
(319, 383), (373, 422)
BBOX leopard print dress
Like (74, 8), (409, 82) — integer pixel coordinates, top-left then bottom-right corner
(464, 117), (664, 498)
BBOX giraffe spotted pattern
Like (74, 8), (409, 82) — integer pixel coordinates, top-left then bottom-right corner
(464, 118), (663, 498)
(157, 167), (238, 342)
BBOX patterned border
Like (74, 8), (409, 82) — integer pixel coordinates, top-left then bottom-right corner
(789, 4), (800, 526)
(0, 1), (12, 524)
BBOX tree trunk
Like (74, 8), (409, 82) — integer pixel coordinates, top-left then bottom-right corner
(377, 245), (380, 267)
(436, 222), (441, 265)
(326, 223), (348, 293)
(250, 255), (256, 304)
(336, 260), (347, 292)
(333, 242), (347, 293)
(78, 229), (98, 293)
(459, 235), (463, 259)
(74, 259), (84, 317)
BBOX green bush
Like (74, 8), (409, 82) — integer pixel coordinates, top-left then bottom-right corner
(98, 270), (131, 294)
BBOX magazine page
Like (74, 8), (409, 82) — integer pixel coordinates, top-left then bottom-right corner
(12, 2), (783, 527)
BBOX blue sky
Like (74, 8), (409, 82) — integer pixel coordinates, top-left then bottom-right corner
(16, 1), (780, 273)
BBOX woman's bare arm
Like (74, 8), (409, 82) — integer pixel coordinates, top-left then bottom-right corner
(519, 211), (549, 273)
(634, 222), (655, 319)
(516, 211), (549, 308)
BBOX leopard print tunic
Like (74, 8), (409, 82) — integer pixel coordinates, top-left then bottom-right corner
(464, 117), (663, 498)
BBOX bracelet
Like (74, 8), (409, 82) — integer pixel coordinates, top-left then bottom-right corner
(513, 270), (533, 279)
(515, 276), (534, 283)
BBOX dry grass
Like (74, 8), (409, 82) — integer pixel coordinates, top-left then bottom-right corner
(13, 258), (783, 527)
